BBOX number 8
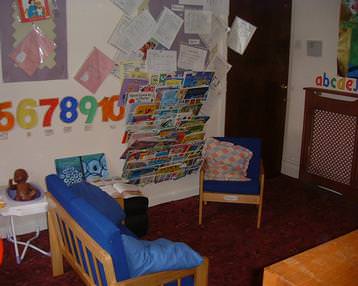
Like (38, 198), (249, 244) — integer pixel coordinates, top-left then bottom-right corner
(60, 96), (78, 123)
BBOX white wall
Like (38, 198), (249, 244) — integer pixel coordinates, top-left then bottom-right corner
(282, 0), (341, 177)
(0, 1), (227, 235)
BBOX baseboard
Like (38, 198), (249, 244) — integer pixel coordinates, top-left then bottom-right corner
(281, 159), (299, 178)
(147, 185), (198, 207)
(143, 174), (199, 207)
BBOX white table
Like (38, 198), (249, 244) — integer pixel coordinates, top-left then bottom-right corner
(0, 186), (50, 264)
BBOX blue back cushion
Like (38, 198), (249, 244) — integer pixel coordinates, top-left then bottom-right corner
(46, 174), (79, 207)
(69, 182), (126, 225)
(215, 137), (261, 179)
(45, 174), (130, 281)
(121, 234), (203, 278)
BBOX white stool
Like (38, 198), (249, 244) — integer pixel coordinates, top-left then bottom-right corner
(0, 186), (50, 264)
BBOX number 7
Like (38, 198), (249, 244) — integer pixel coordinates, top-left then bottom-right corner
(39, 98), (59, 127)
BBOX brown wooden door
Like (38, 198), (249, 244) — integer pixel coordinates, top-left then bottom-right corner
(226, 0), (292, 178)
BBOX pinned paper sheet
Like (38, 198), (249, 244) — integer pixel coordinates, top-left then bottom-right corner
(207, 54), (232, 96)
(204, 0), (230, 17)
(146, 50), (177, 73)
(111, 0), (144, 16)
(74, 48), (114, 94)
(179, 0), (206, 5)
(153, 7), (183, 49)
(8, 27), (56, 76)
(114, 10), (157, 54)
(108, 15), (132, 50)
(228, 16), (257, 55)
(178, 44), (207, 71)
(184, 9), (212, 34)
(199, 15), (229, 51)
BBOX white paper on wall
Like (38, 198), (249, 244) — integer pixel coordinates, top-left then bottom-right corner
(199, 15), (228, 51)
(206, 53), (231, 95)
(204, 0), (229, 17)
(200, 87), (220, 116)
(178, 0), (206, 6)
(108, 15), (133, 50)
(184, 9), (212, 35)
(228, 16), (257, 55)
(114, 10), (157, 54)
(111, 0), (144, 16)
(153, 7), (184, 49)
(146, 50), (177, 73)
(177, 44), (207, 71)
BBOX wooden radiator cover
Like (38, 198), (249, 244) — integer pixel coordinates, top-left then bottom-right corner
(299, 88), (358, 197)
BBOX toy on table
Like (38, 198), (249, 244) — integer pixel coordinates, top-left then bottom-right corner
(8, 169), (37, 201)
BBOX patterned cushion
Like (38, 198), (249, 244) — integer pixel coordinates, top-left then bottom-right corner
(204, 138), (253, 181)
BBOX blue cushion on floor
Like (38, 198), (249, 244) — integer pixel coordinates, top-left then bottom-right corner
(204, 179), (260, 195)
(70, 182), (126, 225)
(121, 235), (203, 278)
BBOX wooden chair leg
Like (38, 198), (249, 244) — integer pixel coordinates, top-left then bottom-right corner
(48, 211), (64, 276)
(256, 173), (265, 229)
(199, 168), (204, 225)
(195, 257), (209, 286)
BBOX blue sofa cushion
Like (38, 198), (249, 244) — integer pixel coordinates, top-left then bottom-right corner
(121, 234), (203, 278)
(45, 174), (131, 281)
(69, 197), (130, 281)
(69, 182), (126, 225)
(46, 174), (79, 207)
(204, 179), (260, 195)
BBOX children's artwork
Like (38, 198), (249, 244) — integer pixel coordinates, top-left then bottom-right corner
(74, 48), (115, 94)
(55, 156), (83, 186)
(8, 27), (56, 77)
(55, 153), (109, 185)
(228, 16), (257, 55)
(81, 153), (109, 181)
(1, 0), (68, 82)
(337, 0), (358, 78)
(17, 0), (51, 23)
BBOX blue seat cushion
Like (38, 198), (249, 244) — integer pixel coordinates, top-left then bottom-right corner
(204, 178), (260, 195)
(69, 182), (126, 225)
(121, 235), (203, 278)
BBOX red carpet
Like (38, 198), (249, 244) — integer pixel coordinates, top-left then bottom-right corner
(1, 175), (357, 286)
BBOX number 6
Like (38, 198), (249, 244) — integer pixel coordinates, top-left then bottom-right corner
(0, 101), (15, 132)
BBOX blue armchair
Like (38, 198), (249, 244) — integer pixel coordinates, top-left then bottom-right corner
(198, 137), (265, 228)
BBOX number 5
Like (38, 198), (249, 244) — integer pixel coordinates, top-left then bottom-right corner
(0, 101), (15, 132)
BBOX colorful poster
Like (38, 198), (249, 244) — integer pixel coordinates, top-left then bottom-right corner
(55, 153), (110, 185)
(55, 156), (83, 186)
(74, 48), (115, 94)
(338, 1), (358, 78)
(81, 153), (109, 181)
(0, 0), (68, 82)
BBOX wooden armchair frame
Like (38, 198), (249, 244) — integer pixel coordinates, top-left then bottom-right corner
(47, 193), (209, 286)
(198, 160), (265, 229)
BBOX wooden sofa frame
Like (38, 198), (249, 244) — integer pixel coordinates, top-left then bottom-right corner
(47, 193), (209, 286)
